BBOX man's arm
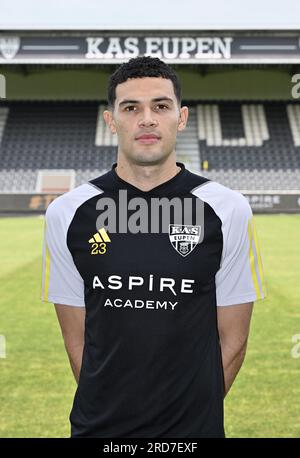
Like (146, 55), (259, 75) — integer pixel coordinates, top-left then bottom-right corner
(54, 304), (86, 384)
(217, 302), (253, 397)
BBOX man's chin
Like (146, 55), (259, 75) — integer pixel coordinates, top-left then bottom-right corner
(130, 151), (171, 166)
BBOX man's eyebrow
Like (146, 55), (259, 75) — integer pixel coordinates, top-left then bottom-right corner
(118, 97), (174, 106)
(152, 97), (174, 104)
(118, 99), (138, 106)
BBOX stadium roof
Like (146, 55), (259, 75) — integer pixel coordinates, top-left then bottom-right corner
(0, 0), (300, 31)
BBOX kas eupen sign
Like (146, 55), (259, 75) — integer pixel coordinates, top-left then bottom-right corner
(1, 35), (300, 63)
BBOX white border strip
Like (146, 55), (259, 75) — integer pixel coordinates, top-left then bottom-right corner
(239, 190), (300, 194)
(0, 25), (300, 31)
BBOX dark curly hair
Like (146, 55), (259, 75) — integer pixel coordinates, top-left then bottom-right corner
(107, 56), (182, 109)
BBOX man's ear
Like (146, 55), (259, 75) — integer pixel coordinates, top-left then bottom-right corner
(177, 106), (189, 132)
(103, 110), (117, 134)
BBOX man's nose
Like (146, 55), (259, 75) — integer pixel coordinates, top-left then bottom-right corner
(138, 108), (158, 127)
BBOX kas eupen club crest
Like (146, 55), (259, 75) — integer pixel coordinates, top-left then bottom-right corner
(0, 37), (20, 59)
(169, 224), (201, 257)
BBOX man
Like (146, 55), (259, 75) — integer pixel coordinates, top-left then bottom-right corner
(42, 56), (266, 438)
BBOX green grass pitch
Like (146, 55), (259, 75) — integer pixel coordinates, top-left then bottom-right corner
(0, 214), (299, 437)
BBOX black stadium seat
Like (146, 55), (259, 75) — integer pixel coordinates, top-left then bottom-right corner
(0, 101), (299, 192)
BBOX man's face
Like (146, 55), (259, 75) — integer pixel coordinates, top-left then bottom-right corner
(104, 77), (188, 166)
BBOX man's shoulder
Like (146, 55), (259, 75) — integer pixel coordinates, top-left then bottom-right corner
(45, 182), (103, 222)
(188, 169), (251, 218)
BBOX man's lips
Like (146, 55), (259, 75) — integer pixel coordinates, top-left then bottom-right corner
(135, 134), (161, 144)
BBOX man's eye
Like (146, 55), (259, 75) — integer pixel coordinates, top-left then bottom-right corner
(124, 106), (136, 111)
(156, 104), (168, 110)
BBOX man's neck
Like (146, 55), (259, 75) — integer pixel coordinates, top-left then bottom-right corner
(115, 156), (181, 192)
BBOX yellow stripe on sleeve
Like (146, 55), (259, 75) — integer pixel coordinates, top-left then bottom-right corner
(252, 218), (267, 297)
(44, 240), (51, 302)
(248, 219), (262, 300)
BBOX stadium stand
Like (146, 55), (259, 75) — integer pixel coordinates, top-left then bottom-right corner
(198, 102), (300, 190)
(0, 101), (299, 192)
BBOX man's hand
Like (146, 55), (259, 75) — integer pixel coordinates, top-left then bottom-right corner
(217, 302), (253, 397)
(54, 304), (86, 384)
